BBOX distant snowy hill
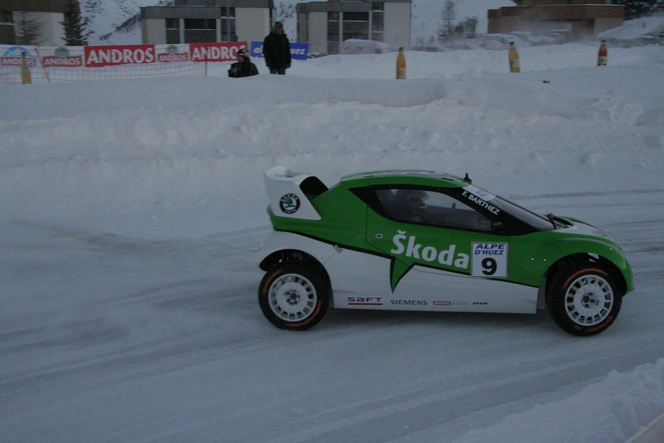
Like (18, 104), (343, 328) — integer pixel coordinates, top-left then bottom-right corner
(82, 0), (514, 45)
(81, 0), (170, 45)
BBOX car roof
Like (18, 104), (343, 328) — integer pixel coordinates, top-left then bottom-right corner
(339, 169), (470, 188)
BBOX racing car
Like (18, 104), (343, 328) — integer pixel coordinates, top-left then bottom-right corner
(257, 166), (634, 336)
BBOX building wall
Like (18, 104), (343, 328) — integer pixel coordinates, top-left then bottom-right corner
(594, 17), (623, 34)
(307, 11), (328, 54)
(141, 1), (273, 45)
(487, 12), (517, 35)
(0, 25), (15, 45)
(514, 0), (612, 5)
(383, 2), (410, 48)
(488, 3), (624, 36)
(142, 19), (167, 45)
(0, 0), (68, 46)
(235, 8), (271, 43)
(297, 0), (411, 54)
(1, 1), (68, 13)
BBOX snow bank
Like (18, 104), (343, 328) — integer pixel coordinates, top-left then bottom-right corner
(3, 44), (663, 239)
(455, 359), (664, 442)
(599, 15), (664, 40)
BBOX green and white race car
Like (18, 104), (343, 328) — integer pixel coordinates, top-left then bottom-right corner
(257, 166), (634, 336)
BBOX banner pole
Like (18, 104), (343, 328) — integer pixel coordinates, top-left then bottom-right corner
(35, 47), (51, 83)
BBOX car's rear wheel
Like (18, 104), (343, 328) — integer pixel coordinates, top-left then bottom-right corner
(548, 263), (622, 336)
(258, 263), (329, 330)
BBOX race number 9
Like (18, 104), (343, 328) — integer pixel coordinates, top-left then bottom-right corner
(482, 257), (497, 276)
(471, 243), (508, 278)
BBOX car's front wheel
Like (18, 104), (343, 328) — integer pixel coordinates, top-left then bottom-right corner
(548, 263), (622, 336)
(258, 263), (329, 330)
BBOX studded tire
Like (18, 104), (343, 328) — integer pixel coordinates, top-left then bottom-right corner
(258, 263), (329, 330)
(548, 263), (622, 336)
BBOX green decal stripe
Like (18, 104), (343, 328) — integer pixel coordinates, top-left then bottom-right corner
(390, 260), (415, 292)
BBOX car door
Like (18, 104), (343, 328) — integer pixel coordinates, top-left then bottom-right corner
(363, 186), (537, 313)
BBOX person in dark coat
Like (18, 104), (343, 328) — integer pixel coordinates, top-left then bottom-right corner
(262, 22), (291, 75)
(228, 49), (259, 78)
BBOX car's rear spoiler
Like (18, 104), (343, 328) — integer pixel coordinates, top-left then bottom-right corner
(264, 166), (328, 220)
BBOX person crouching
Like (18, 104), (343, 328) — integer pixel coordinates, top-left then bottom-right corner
(228, 49), (259, 78)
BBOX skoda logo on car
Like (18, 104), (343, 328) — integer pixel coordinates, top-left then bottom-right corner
(279, 193), (300, 214)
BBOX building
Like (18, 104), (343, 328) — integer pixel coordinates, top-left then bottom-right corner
(488, 0), (624, 37)
(296, 0), (411, 55)
(141, 0), (273, 45)
(1, 0), (68, 46)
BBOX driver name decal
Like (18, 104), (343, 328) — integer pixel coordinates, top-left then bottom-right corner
(461, 185), (500, 215)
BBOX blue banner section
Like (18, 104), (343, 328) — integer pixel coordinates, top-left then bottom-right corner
(250, 41), (309, 60)
(289, 43), (309, 60)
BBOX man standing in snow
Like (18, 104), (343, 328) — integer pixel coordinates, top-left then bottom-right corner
(228, 49), (259, 78)
(262, 22), (291, 75)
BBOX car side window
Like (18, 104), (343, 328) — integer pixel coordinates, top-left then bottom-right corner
(376, 188), (492, 231)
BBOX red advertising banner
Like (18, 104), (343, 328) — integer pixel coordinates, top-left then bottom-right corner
(189, 42), (247, 62)
(84, 44), (156, 67)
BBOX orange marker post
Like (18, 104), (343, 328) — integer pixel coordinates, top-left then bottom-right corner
(396, 47), (406, 79)
(598, 40), (607, 66)
(508, 42), (520, 73)
(21, 51), (32, 84)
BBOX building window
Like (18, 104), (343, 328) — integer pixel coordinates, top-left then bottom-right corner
(344, 12), (369, 22)
(166, 18), (180, 44)
(1, 10), (14, 24)
(372, 2), (384, 40)
(184, 18), (216, 43)
(220, 8), (236, 41)
(220, 7), (235, 18)
(185, 19), (216, 29)
(343, 11), (369, 41)
(328, 11), (340, 54)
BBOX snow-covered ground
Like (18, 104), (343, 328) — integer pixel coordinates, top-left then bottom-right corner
(2, 39), (664, 441)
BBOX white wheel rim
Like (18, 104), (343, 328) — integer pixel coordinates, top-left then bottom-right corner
(269, 273), (318, 322)
(564, 274), (614, 326)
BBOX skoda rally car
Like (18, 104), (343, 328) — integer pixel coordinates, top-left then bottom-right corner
(257, 166), (634, 336)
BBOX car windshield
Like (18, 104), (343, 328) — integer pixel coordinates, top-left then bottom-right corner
(460, 183), (554, 231)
